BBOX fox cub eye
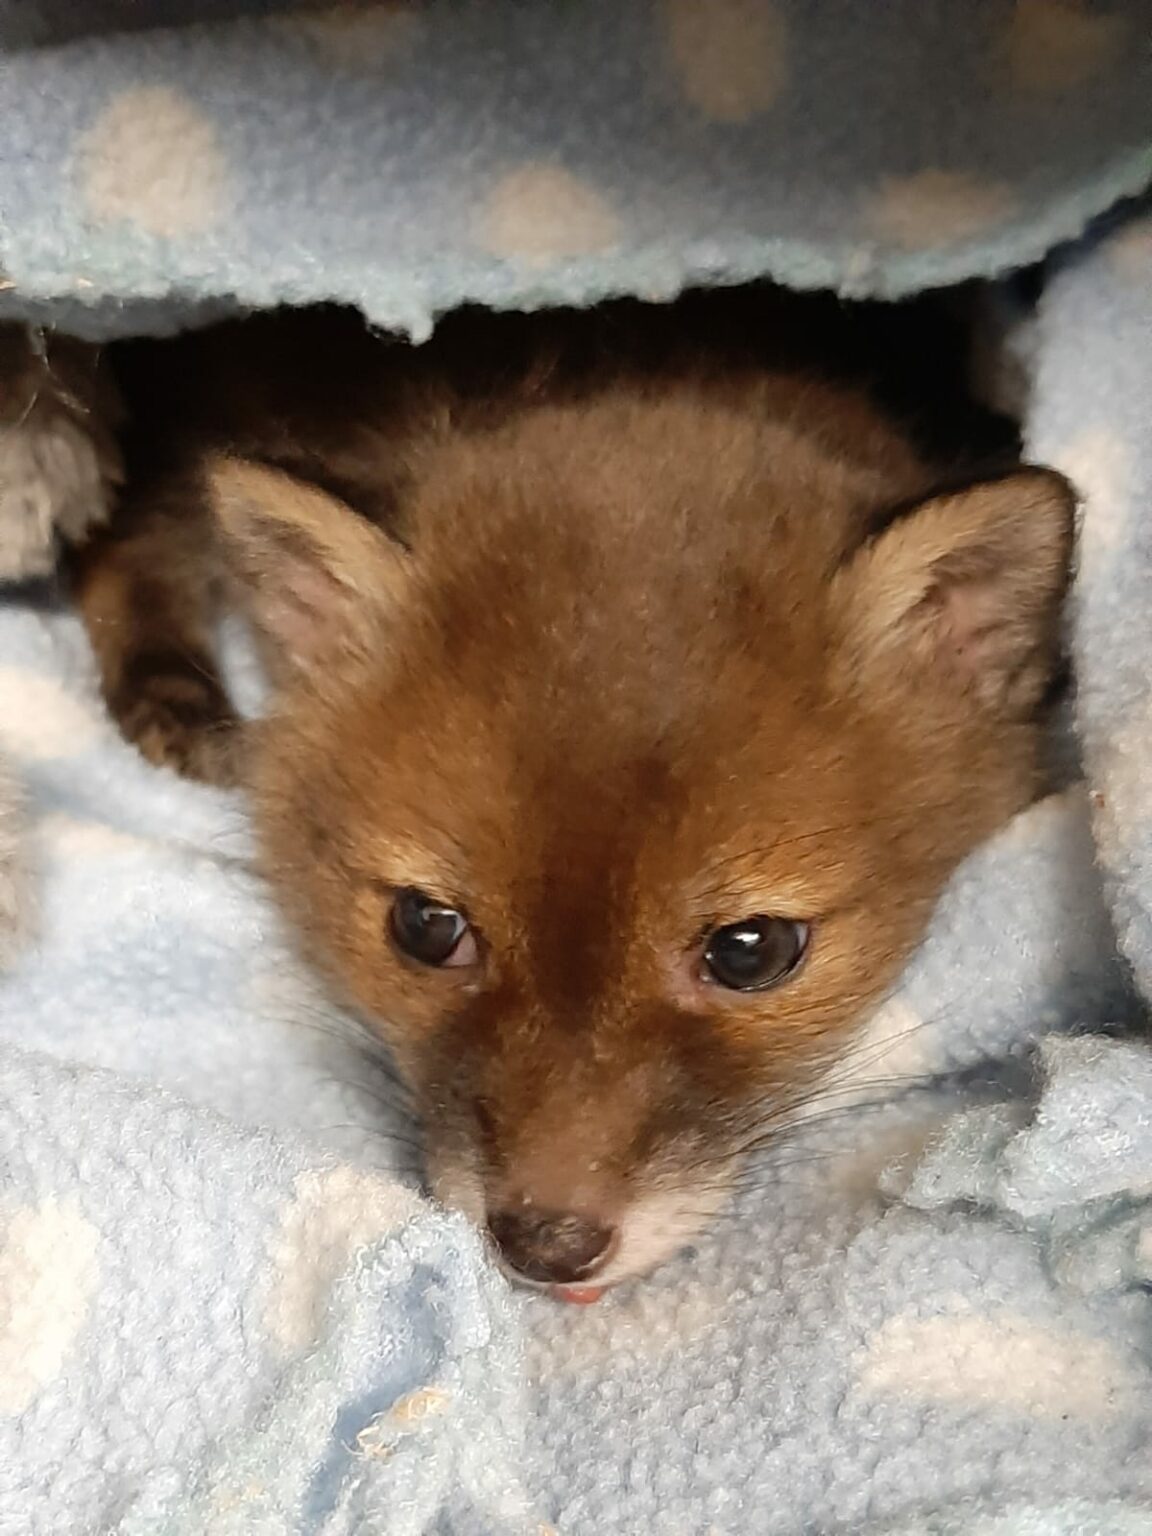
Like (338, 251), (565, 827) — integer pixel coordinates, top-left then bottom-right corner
(389, 888), (478, 968)
(702, 916), (809, 991)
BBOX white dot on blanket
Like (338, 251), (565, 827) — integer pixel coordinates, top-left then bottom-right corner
(276, 1), (423, 66)
(1052, 426), (1129, 584)
(993, 790), (1066, 852)
(1000, 0), (1125, 95)
(864, 172), (1014, 250)
(76, 86), (233, 239)
(853, 1308), (1139, 1417)
(662, 0), (788, 122)
(478, 165), (621, 269)
(0, 1198), (100, 1413)
(35, 812), (147, 859)
(0, 667), (102, 761)
(1107, 217), (1152, 282)
(1090, 699), (1152, 866)
(263, 1167), (422, 1354)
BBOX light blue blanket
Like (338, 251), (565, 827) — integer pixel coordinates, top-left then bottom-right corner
(0, 599), (1146, 1533)
(1, 3), (1152, 1532)
(0, 0), (1150, 337)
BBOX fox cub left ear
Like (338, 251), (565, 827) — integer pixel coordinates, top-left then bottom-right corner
(203, 455), (411, 682)
(831, 467), (1076, 717)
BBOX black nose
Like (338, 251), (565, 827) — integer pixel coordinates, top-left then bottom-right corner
(487, 1206), (616, 1284)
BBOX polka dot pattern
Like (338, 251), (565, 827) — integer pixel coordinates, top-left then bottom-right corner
(76, 86), (234, 239)
(853, 1309), (1140, 1418)
(865, 171), (1015, 251)
(0, 0), (1140, 331)
(0, 1199), (100, 1414)
(1053, 426), (1130, 586)
(262, 1167), (422, 1354)
(663, 0), (789, 123)
(0, 667), (105, 762)
(1003, 0), (1126, 96)
(277, 0), (422, 67)
(478, 164), (622, 268)
(1107, 216), (1152, 281)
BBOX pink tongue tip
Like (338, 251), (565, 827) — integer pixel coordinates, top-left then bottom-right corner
(551, 1284), (605, 1305)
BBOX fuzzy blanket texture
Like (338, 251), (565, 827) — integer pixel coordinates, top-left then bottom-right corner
(1, 3), (1152, 1533)
(0, 0), (1151, 336)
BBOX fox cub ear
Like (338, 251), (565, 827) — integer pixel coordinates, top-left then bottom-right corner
(832, 467), (1076, 717)
(203, 456), (410, 679)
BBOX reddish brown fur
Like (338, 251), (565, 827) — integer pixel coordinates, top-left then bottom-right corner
(71, 291), (1074, 1287)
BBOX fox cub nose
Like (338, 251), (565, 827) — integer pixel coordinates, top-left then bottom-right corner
(487, 1206), (617, 1284)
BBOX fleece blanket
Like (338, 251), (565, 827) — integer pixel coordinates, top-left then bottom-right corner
(0, 591), (1147, 1536)
(0, 0), (1151, 338)
(1, 2), (1152, 1533)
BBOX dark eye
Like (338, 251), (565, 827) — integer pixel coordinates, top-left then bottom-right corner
(702, 916), (809, 992)
(389, 887), (478, 969)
